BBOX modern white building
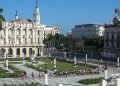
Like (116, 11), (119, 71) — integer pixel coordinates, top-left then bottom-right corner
(103, 8), (120, 58)
(0, 0), (60, 58)
(72, 24), (105, 39)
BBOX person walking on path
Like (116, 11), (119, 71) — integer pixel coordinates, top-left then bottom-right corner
(32, 72), (34, 79)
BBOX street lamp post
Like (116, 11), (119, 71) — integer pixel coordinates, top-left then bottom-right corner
(5, 53), (8, 71)
(44, 63), (48, 86)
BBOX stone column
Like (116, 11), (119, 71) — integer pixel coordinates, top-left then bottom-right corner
(20, 26), (23, 45)
(5, 53), (8, 71)
(5, 29), (8, 45)
(74, 56), (77, 67)
(117, 57), (119, 67)
(26, 48), (29, 57)
(48, 53), (51, 57)
(54, 57), (56, 71)
(104, 62), (107, 80)
(32, 29), (35, 44)
(64, 51), (66, 58)
(40, 48), (43, 57)
(99, 79), (107, 86)
(116, 78), (120, 86)
(85, 54), (87, 64)
(20, 48), (23, 57)
(26, 29), (29, 44)
(22, 53), (26, 65)
(14, 29), (16, 44)
(13, 48), (16, 58)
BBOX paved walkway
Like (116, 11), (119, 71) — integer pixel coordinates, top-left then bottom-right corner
(13, 64), (105, 86)
(0, 60), (119, 86)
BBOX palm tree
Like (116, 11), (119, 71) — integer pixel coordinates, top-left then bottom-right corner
(0, 8), (5, 30)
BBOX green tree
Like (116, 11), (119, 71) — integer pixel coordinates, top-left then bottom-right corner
(0, 8), (5, 30)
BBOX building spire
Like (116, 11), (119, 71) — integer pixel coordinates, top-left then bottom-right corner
(36, 0), (38, 8)
(33, 0), (40, 25)
(15, 10), (18, 16)
(15, 10), (18, 20)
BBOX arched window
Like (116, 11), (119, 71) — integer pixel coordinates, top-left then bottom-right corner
(23, 48), (26, 55)
(8, 48), (13, 56)
(17, 48), (20, 55)
(117, 32), (120, 39)
(23, 29), (26, 35)
(111, 32), (115, 39)
(29, 29), (32, 35)
(106, 32), (109, 39)
(17, 29), (20, 35)
(8, 28), (13, 35)
(29, 48), (33, 56)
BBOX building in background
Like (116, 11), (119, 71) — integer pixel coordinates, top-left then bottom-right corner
(66, 31), (72, 38)
(72, 24), (105, 39)
(0, 0), (60, 58)
(42, 25), (60, 39)
(103, 8), (120, 58)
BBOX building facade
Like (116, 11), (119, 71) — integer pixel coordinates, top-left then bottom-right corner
(103, 8), (120, 58)
(72, 24), (105, 39)
(42, 25), (60, 39)
(0, 0), (60, 58)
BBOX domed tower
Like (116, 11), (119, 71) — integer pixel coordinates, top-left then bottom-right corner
(33, 0), (40, 25)
(113, 8), (120, 24)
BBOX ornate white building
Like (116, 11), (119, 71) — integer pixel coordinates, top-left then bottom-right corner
(103, 8), (120, 58)
(0, 0), (60, 58)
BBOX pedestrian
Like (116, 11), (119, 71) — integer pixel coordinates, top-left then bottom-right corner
(24, 71), (27, 78)
(39, 72), (41, 78)
(32, 72), (34, 79)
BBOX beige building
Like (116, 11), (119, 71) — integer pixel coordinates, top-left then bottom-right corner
(0, 0), (60, 58)
(103, 8), (120, 58)
(42, 25), (60, 39)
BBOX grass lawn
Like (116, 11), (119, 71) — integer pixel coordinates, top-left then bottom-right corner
(26, 58), (94, 72)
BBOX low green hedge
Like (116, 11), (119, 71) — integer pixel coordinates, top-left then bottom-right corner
(3, 82), (41, 86)
(0, 65), (24, 78)
(78, 77), (103, 85)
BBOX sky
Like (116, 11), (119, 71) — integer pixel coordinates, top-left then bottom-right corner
(0, 0), (120, 34)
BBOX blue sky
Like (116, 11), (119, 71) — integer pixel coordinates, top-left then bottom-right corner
(0, 0), (120, 34)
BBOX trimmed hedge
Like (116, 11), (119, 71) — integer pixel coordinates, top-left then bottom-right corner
(0, 65), (25, 78)
(78, 77), (103, 85)
(3, 82), (41, 86)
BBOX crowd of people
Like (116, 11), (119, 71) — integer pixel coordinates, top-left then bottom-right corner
(19, 65), (105, 79)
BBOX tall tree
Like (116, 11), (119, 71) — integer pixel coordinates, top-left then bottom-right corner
(0, 8), (5, 30)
